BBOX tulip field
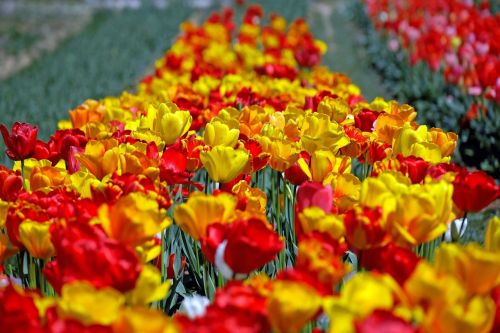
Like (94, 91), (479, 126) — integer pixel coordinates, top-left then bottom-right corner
(0, 2), (499, 333)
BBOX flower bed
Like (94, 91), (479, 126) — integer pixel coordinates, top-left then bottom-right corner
(353, 0), (499, 177)
(1, 5), (499, 333)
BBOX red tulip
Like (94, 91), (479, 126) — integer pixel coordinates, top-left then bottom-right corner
(359, 243), (420, 285)
(354, 109), (380, 132)
(201, 218), (283, 278)
(44, 223), (142, 293)
(177, 282), (270, 333)
(48, 129), (88, 165)
(344, 207), (388, 250)
(0, 122), (40, 161)
(0, 284), (43, 333)
(284, 151), (311, 185)
(0, 166), (23, 201)
(396, 154), (429, 184)
(355, 310), (417, 333)
(452, 170), (499, 212)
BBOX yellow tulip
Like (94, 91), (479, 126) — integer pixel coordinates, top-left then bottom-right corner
(299, 207), (345, 240)
(304, 150), (351, 184)
(76, 139), (120, 180)
(360, 172), (453, 246)
(30, 164), (70, 192)
(434, 243), (500, 295)
(203, 121), (239, 147)
(431, 295), (495, 333)
(18, 220), (55, 259)
(428, 128), (457, 157)
(0, 199), (8, 228)
(485, 216), (500, 252)
(300, 112), (350, 154)
(324, 273), (403, 333)
(404, 262), (466, 307)
(339, 273), (398, 317)
(317, 97), (351, 124)
(98, 192), (171, 246)
(141, 103), (192, 145)
(257, 135), (298, 171)
(392, 123), (447, 163)
(114, 307), (180, 333)
(173, 192), (236, 240)
(267, 280), (322, 333)
(200, 146), (249, 183)
(331, 173), (361, 212)
(57, 281), (124, 325)
(127, 265), (170, 306)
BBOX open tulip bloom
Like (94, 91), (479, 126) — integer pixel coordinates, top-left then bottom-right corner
(0, 5), (499, 333)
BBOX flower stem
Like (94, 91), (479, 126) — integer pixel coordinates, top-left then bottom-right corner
(20, 159), (28, 190)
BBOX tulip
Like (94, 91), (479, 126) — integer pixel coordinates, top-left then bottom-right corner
(44, 223), (142, 293)
(434, 243), (500, 295)
(114, 307), (180, 333)
(203, 121), (239, 147)
(98, 192), (172, 247)
(354, 310), (417, 333)
(141, 103), (192, 145)
(126, 265), (170, 306)
(201, 217), (283, 278)
(452, 170), (499, 213)
(0, 122), (39, 161)
(298, 207), (344, 240)
(359, 243), (420, 285)
(173, 192), (236, 240)
(344, 206), (388, 250)
(18, 220), (55, 259)
(57, 281), (125, 326)
(68, 99), (105, 128)
(267, 280), (322, 333)
(485, 216), (500, 253)
(200, 146), (249, 183)
(0, 284), (43, 332)
(0, 167), (23, 201)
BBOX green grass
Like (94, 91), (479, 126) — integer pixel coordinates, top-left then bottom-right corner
(0, 1), (193, 162)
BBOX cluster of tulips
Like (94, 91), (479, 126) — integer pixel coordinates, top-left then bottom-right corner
(364, 0), (499, 105)
(1, 5), (499, 333)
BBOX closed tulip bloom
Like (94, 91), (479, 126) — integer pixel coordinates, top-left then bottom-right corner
(203, 121), (240, 147)
(0, 122), (39, 161)
(200, 146), (249, 183)
(485, 216), (500, 252)
(18, 220), (55, 259)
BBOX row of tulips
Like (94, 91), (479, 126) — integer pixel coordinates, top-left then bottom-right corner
(1, 5), (499, 333)
(355, 0), (499, 176)
(364, 0), (499, 102)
